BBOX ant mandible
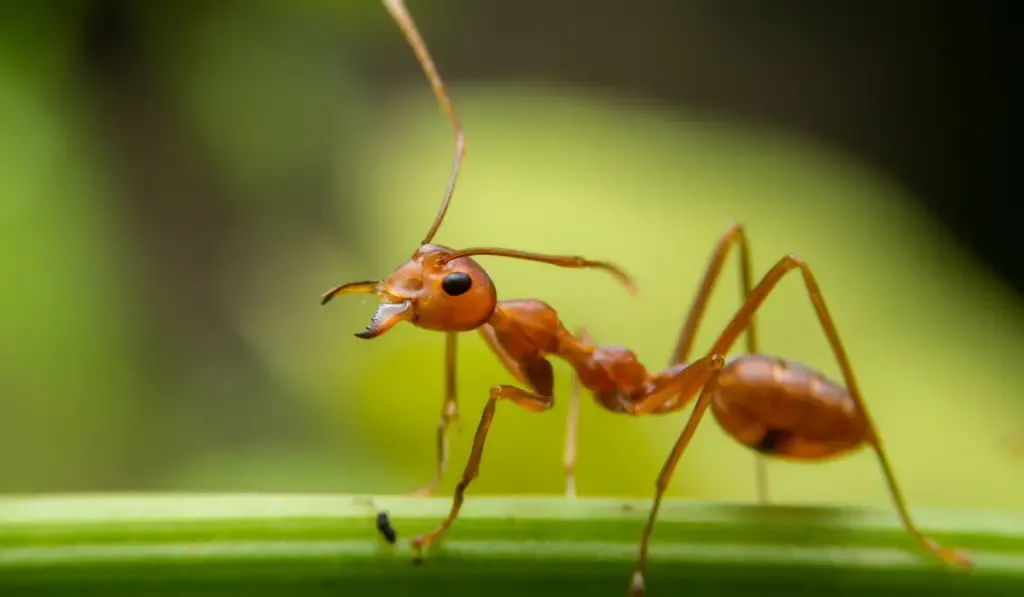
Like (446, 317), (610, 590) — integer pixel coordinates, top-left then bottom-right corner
(321, 2), (973, 596)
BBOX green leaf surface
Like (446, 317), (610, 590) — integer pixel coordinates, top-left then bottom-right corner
(0, 494), (1021, 596)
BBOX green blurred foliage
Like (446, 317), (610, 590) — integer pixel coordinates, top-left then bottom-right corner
(0, 1), (152, 489)
(1, 1), (1023, 514)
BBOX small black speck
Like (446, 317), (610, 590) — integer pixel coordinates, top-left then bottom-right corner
(376, 511), (397, 544)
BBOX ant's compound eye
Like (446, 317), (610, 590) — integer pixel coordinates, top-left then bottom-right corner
(441, 272), (473, 296)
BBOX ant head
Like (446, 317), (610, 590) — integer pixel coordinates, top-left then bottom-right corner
(319, 0), (638, 341)
(321, 244), (497, 340)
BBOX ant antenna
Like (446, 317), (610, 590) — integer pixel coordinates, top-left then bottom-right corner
(382, 0), (465, 248)
(440, 247), (639, 295)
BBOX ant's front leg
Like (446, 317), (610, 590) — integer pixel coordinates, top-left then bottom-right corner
(481, 318), (580, 497)
(412, 317), (557, 557)
(411, 370), (555, 558)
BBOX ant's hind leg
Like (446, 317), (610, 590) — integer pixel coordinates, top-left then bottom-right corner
(702, 254), (972, 569)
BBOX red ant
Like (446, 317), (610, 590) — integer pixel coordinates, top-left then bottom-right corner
(321, 2), (973, 595)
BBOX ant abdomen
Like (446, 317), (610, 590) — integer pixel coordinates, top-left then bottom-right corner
(712, 354), (868, 460)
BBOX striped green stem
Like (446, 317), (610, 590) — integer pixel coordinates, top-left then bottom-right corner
(0, 494), (1021, 596)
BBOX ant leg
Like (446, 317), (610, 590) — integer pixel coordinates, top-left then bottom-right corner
(670, 222), (769, 503)
(630, 370), (724, 597)
(412, 347), (557, 558)
(562, 327), (591, 498)
(671, 223), (757, 364)
(780, 258), (972, 569)
(411, 332), (460, 497)
(631, 254), (970, 596)
(705, 255), (969, 567)
(411, 381), (555, 558)
(483, 321), (582, 499)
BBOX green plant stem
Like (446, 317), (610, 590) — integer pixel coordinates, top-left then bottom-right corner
(1, 494), (1022, 596)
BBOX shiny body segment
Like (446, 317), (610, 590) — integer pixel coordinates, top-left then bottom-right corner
(715, 355), (866, 460)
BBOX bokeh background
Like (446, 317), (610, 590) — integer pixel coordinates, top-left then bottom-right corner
(2, 0), (1020, 511)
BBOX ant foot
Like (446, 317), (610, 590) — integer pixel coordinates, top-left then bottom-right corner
(628, 570), (646, 597)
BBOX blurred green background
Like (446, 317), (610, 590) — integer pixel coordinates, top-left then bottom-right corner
(1, 1), (1022, 512)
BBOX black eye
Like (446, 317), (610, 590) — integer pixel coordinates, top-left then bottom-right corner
(441, 272), (472, 296)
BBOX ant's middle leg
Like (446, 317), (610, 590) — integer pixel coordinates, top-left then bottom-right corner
(671, 222), (770, 503)
(561, 327), (592, 498)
